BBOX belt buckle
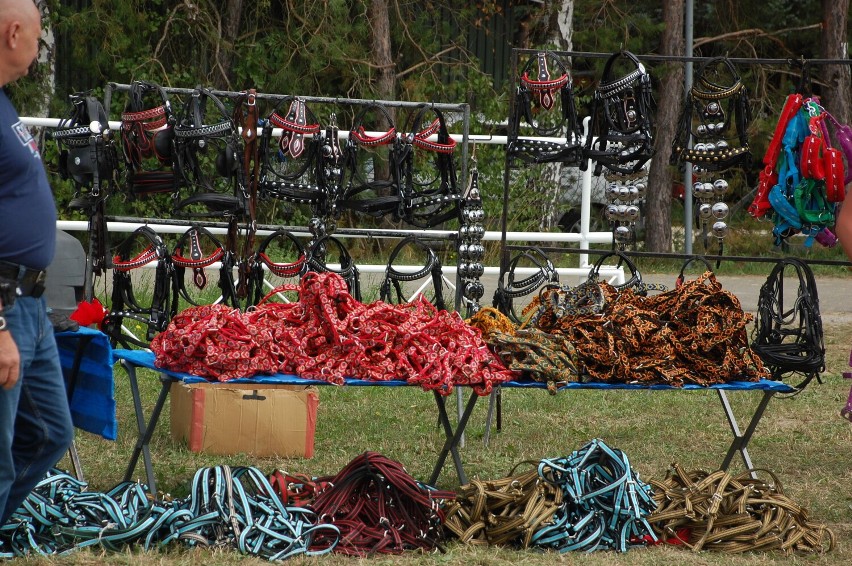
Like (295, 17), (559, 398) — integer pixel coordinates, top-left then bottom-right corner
(31, 270), (46, 299)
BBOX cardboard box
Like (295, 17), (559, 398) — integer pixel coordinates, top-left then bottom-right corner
(170, 382), (318, 458)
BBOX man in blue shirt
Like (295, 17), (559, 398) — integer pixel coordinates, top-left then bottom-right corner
(0, 0), (74, 523)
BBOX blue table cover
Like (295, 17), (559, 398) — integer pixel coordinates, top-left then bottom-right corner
(56, 327), (117, 440)
(113, 348), (796, 393)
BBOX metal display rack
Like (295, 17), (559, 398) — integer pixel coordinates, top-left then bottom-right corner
(95, 83), (479, 314)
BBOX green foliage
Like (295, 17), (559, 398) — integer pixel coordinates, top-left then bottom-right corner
(17, 0), (850, 236)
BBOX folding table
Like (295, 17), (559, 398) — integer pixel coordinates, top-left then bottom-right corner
(113, 348), (795, 495)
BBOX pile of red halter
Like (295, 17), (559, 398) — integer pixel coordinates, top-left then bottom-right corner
(150, 271), (515, 394)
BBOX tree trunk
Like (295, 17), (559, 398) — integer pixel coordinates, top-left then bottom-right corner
(539, 0), (574, 231)
(215, 0), (244, 90)
(367, 0), (394, 232)
(31, 2), (55, 148)
(819, 0), (850, 126)
(370, 0), (395, 121)
(644, 0), (684, 253)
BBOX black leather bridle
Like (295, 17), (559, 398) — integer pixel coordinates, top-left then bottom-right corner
(582, 50), (654, 176)
(379, 236), (446, 310)
(508, 51), (583, 166)
(397, 104), (462, 228)
(172, 87), (246, 219)
(119, 80), (177, 198)
(244, 228), (307, 307)
(170, 224), (240, 314)
(258, 96), (325, 214)
(103, 226), (173, 348)
(339, 103), (402, 219)
(671, 56), (752, 172)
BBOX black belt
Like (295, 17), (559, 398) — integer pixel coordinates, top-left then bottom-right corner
(0, 262), (47, 298)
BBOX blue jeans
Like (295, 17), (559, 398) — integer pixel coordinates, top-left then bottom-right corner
(0, 295), (74, 523)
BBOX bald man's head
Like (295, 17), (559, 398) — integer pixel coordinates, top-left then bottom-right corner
(0, 0), (40, 86)
(0, 0), (39, 23)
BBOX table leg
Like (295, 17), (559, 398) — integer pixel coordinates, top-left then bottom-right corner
(63, 334), (95, 482)
(430, 390), (479, 486)
(121, 361), (172, 495)
(717, 390), (775, 478)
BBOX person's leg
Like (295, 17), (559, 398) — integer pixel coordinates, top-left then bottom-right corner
(0, 353), (22, 523)
(0, 297), (73, 522)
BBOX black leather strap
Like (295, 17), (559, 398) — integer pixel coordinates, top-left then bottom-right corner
(379, 236), (446, 310)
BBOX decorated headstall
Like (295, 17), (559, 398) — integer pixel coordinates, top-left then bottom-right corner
(339, 103), (402, 220)
(172, 87), (246, 219)
(379, 236), (446, 310)
(671, 57), (752, 172)
(457, 162), (486, 313)
(118, 80), (177, 198)
(53, 91), (120, 279)
(583, 51), (654, 248)
(508, 51), (582, 166)
(317, 112), (347, 222)
(397, 104), (462, 228)
(170, 224), (240, 314)
(305, 235), (361, 301)
(258, 96), (324, 213)
(244, 228), (307, 306)
(671, 57), (752, 255)
(103, 226), (172, 348)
